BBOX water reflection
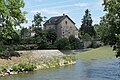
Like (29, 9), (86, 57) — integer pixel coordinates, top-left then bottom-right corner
(0, 59), (119, 80)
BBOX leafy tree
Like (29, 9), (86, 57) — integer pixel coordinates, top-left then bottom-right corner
(36, 36), (48, 49)
(34, 27), (48, 49)
(0, 0), (26, 40)
(80, 9), (96, 37)
(32, 12), (43, 27)
(46, 29), (57, 45)
(82, 33), (91, 41)
(69, 35), (83, 49)
(102, 0), (120, 57)
(32, 13), (48, 49)
(20, 27), (29, 39)
(94, 23), (108, 41)
(55, 38), (71, 50)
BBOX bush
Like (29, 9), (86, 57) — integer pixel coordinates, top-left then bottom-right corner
(12, 63), (36, 72)
(82, 33), (92, 41)
(0, 45), (20, 59)
(69, 35), (84, 49)
(55, 38), (71, 50)
(62, 56), (76, 62)
(0, 67), (7, 73)
(24, 63), (36, 71)
(36, 37), (48, 49)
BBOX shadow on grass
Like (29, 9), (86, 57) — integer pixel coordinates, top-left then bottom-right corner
(0, 51), (21, 60)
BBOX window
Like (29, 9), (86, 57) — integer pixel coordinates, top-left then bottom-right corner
(65, 21), (67, 24)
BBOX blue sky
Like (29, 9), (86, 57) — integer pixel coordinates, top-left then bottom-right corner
(22, 0), (104, 28)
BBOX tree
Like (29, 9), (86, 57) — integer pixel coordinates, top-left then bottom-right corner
(32, 12), (44, 27)
(34, 27), (48, 49)
(102, 0), (120, 57)
(82, 33), (91, 41)
(80, 9), (96, 37)
(55, 38), (71, 50)
(20, 27), (29, 39)
(69, 35), (83, 49)
(46, 29), (57, 45)
(94, 17), (109, 41)
(0, 0), (26, 40)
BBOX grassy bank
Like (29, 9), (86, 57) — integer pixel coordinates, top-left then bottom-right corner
(76, 46), (116, 62)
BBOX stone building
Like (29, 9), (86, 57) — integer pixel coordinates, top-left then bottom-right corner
(43, 14), (79, 39)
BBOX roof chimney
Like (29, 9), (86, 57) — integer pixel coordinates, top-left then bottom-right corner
(63, 13), (65, 16)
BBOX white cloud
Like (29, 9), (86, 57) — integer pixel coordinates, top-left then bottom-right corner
(31, 8), (69, 16)
(92, 17), (100, 24)
(74, 3), (89, 7)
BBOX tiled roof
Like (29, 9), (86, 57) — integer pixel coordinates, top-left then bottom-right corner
(44, 15), (75, 25)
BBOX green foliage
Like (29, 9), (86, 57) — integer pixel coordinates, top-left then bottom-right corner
(62, 56), (76, 62)
(32, 12), (43, 27)
(0, 27), (20, 45)
(20, 38), (36, 45)
(0, 45), (20, 59)
(69, 35), (83, 49)
(36, 36), (48, 49)
(102, 0), (120, 57)
(0, 0), (26, 40)
(81, 33), (91, 41)
(12, 63), (36, 72)
(55, 38), (71, 50)
(80, 9), (96, 37)
(45, 58), (60, 68)
(20, 27), (29, 39)
(34, 27), (48, 49)
(0, 0), (26, 55)
(46, 29), (57, 45)
(0, 67), (7, 73)
(24, 63), (36, 71)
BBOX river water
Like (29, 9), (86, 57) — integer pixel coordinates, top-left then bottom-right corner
(0, 58), (119, 80)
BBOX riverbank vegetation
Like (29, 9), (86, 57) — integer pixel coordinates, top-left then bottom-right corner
(0, 51), (76, 76)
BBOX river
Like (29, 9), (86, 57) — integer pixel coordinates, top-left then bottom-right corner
(0, 58), (119, 80)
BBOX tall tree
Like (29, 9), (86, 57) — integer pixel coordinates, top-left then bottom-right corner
(80, 9), (96, 37)
(32, 12), (43, 27)
(0, 0), (26, 40)
(102, 0), (120, 57)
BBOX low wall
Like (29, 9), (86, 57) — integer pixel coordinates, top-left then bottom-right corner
(18, 50), (65, 58)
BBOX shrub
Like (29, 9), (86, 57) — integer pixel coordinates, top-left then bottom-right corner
(24, 63), (36, 71)
(12, 63), (36, 72)
(12, 64), (24, 72)
(0, 67), (7, 73)
(82, 33), (92, 41)
(69, 35), (84, 49)
(0, 45), (20, 59)
(62, 56), (76, 62)
(55, 38), (71, 50)
(37, 37), (48, 49)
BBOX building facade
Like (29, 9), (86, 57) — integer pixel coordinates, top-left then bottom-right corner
(44, 14), (79, 39)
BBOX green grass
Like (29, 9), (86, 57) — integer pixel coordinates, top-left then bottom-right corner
(76, 46), (116, 62)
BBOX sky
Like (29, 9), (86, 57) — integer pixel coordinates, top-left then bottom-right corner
(22, 0), (104, 29)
